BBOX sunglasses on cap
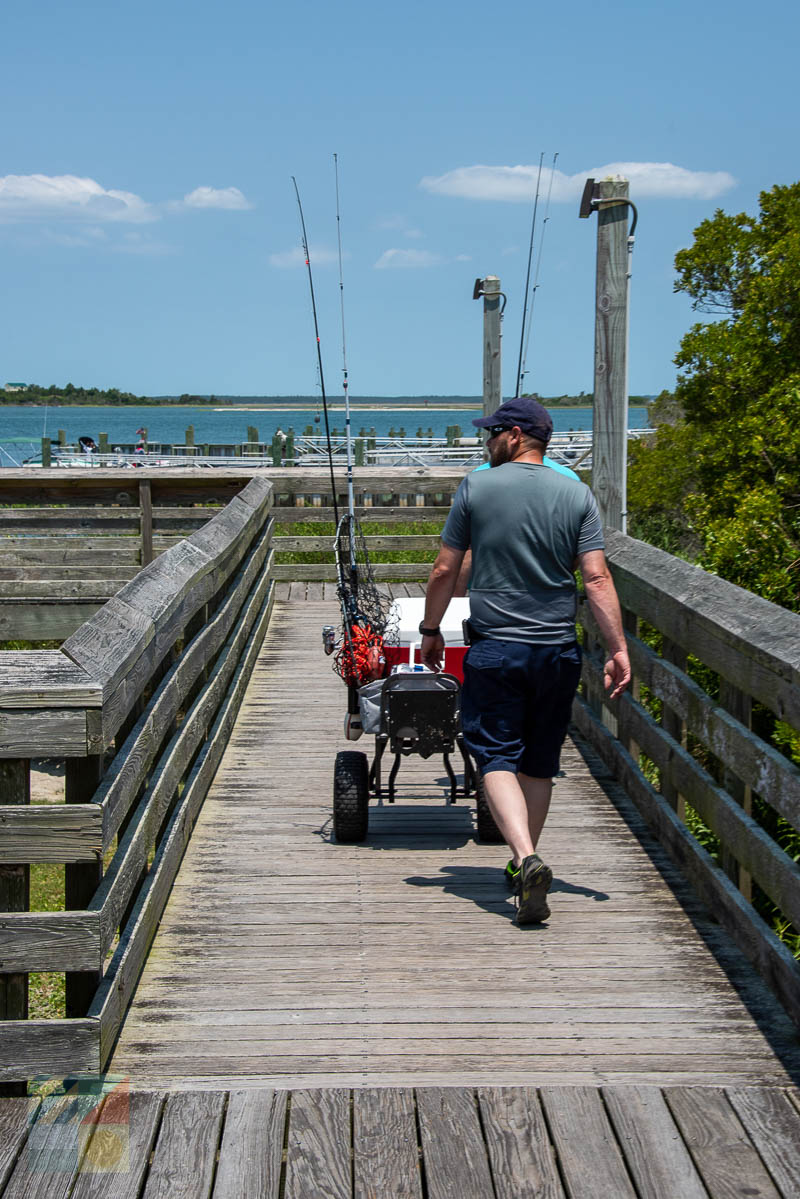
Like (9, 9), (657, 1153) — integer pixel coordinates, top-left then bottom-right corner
(485, 425), (508, 439)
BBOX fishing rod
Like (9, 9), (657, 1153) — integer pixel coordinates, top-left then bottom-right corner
(519, 151), (558, 396)
(291, 175), (339, 525)
(515, 152), (544, 399)
(334, 152), (358, 605)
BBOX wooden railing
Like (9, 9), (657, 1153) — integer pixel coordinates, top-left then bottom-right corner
(575, 530), (800, 1025)
(0, 469), (259, 640)
(0, 476), (275, 1085)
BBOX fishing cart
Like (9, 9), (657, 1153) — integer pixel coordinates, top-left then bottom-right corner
(327, 590), (502, 845)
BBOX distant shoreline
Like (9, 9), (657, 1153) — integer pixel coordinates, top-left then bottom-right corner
(3, 400), (602, 412)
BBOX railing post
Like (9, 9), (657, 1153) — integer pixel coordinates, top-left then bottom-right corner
(719, 678), (753, 900)
(0, 760), (30, 1097)
(660, 635), (687, 820)
(620, 609), (640, 759)
(584, 178), (631, 533)
(139, 479), (153, 566)
(65, 755), (104, 1017)
(41, 437), (51, 467)
(480, 275), (502, 421)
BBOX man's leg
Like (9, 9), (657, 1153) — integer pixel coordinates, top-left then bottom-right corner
(518, 773), (553, 851)
(482, 770), (535, 866)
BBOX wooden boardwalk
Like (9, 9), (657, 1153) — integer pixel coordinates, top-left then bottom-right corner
(2, 1084), (800, 1197)
(104, 597), (800, 1090)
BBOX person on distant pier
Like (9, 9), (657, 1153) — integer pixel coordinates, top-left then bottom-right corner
(420, 397), (630, 925)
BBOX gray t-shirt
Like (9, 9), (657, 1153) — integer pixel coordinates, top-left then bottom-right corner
(442, 461), (605, 644)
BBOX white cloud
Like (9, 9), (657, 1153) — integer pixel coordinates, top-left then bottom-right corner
(269, 245), (340, 268)
(0, 174), (156, 222)
(419, 161), (737, 203)
(183, 186), (252, 210)
(374, 248), (444, 269)
(376, 214), (424, 239)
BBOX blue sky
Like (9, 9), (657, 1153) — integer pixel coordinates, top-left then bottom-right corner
(2, 0), (797, 398)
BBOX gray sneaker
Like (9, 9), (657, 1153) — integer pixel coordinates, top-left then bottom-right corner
(516, 853), (553, 924)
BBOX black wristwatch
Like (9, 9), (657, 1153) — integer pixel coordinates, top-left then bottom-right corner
(419, 621), (441, 637)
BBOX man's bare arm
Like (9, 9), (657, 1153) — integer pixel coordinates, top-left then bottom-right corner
(453, 548), (472, 597)
(577, 548), (631, 699)
(420, 542), (466, 670)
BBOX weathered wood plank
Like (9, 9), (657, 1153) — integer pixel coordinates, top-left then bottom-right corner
(353, 1088), (422, 1199)
(213, 1089), (286, 1198)
(0, 709), (88, 758)
(68, 1089), (163, 1199)
(664, 1087), (782, 1199)
(0, 604), (104, 643)
(272, 506), (449, 524)
(0, 1097), (40, 1190)
(0, 580), (131, 600)
(271, 563), (433, 581)
(478, 1087), (565, 1198)
(541, 1087), (637, 1198)
(141, 1090), (225, 1199)
(415, 1088), (494, 1199)
(0, 805), (101, 865)
(0, 911), (99, 973)
(275, 534), (439, 552)
(603, 1086), (707, 1198)
(0, 1019), (99, 1084)
(726, 1087), (800, 1197)
(285, 1089), (350, 1199)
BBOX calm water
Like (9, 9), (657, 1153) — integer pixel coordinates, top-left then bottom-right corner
(0, 402), (649, 463)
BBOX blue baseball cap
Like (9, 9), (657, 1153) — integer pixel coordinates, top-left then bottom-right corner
(473, 397), (553, 444)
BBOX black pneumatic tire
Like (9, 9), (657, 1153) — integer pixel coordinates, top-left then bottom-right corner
(475, 772), (505, 843)
(333, 751), (369, 843)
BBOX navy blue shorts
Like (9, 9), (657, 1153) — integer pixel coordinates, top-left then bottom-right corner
(460, 639), (582, 777)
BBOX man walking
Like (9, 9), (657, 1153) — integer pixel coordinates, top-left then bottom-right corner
(419, 397), (630, 925)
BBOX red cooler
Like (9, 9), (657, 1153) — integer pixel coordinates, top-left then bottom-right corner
(383, 596), (471, 682)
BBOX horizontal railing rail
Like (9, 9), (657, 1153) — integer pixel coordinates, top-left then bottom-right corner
(574, 530), (800, 1026)
(0, 475), (276, 1086)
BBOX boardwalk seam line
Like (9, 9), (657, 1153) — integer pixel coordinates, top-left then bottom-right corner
(473, 1086), (500, 1199)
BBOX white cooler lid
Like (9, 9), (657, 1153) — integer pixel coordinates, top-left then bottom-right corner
(388, 596), (471, 645)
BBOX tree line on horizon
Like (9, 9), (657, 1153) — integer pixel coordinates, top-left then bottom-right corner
(2, 384), (656, 408)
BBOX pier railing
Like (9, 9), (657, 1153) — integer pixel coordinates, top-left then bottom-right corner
(0, 475), (275, 1084)
(575, 530), (800, 1025)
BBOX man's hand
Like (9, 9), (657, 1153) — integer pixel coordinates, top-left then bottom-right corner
(420, 631), (445, 672)
(604, 650), (631, 699)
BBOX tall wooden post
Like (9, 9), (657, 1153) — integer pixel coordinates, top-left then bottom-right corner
(0, 760), (30, 1097)
(588, 179), (630, 532)
(480, 276), (502, 419)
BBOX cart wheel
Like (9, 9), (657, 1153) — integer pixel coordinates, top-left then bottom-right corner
(475, 773), (505, 843)
(333, 750), (369, 843)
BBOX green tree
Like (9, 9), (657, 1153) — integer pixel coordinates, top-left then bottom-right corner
(628, 182), (800, 612)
